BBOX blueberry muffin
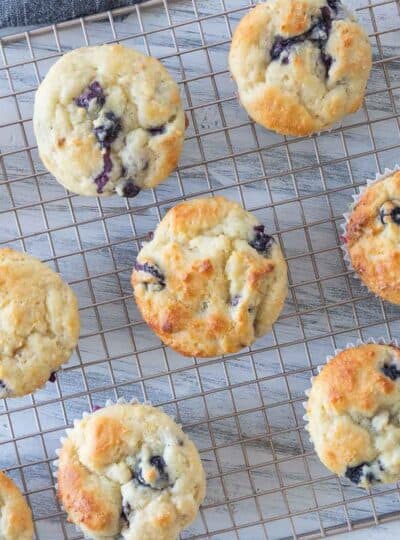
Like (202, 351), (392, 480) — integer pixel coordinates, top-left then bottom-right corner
(0, 248), (80, 397)
(306, 343), (400, 488)
(229, 0), (372, 136)
(34, 44), (186, 197)
(132, 196), (287, 357)
(0, 471), (34, 540)
(345, 170), (400, 305)
(57, 401), (206, 540)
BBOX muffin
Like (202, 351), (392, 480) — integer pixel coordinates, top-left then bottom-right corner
(306, 343), (400, 488)
(33, 44), (186, 197)
(132, 196), (287, 357)
(229, 0), (372, 136)
(345, 170), (400, 305)
(0, 471), (34, 540)
(0, 248), (80, 397)
(57, 401), (206, 540)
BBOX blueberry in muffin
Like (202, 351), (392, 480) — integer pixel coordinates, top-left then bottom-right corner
(57, 401), (205, 540)
(34, 44), (186, 197)
(306, 343), (400, 488)
(0, 248), (79, 398)
(229, 0), (372, 136)
(345, 170), (400, 305)
(132, 196), (287, 357)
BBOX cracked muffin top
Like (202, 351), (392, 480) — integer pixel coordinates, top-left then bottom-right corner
(229, 0), (372, 136)
(57, 402), (205, 540)
(307, 343), (400, 488)
(345, 170), (400, 305)
(33, 44), (186, 197)
(131, 196), (287, 357)
(0, 471), (34, 540)
(0, 248), (80, 397)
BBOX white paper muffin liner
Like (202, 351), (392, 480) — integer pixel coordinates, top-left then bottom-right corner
(303, 337), (400, 486)
(340, 165), (400, 284)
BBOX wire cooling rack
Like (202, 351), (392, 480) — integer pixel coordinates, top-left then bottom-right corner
(0, 0), (399, 538)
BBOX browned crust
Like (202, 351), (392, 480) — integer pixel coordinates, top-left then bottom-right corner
(245, 86), (319, 137)
(346, 171), (400, 304)
(0, 247), (80, 397)
(132, 254), (276, 358)
(57, 403), (206, 538)
(314, 345), (396, 415)
(34, 44), (186, 197)
(307, 344), (399, 473)
(165, 196), (237, 235)
(147, 124), (185, 187)
(0, 471), (34, 540)
(57, 439), (120, 536)
(131, 196), (287, 357)
(229, 1), (372, 136)
(321, 415), (373, 474)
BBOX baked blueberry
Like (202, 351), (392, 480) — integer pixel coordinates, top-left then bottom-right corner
(121, 501), (131, 524)
(270, 35), (303, 62)
(74, 81), (105, 109)
(249, 225), (274, 254)
(148, 125), (166, 136)
(390, 207), (400, 224)
(381, 362), (400, 381)
(345, 462), (378, 485)
(150, 456), (169, 484)
(230, 295), (241, 307)
(270, 6), (333, 76)
(327, 0), (339, 11)
(0, 379), (7, 396)
(320, 51), (333, 76)
(122, 182), (141, 198)
(345, 462), (368, 485)
(48, 371), (57, 383)
(93, 112), (122, 149)
(135, 455), (170, 490)
(134, 262), (166, 289)
(94, 149), (113, 194)
(379, 200), (400, 225)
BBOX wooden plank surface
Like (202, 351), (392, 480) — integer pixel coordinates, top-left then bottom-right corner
(0, 1), (399, 538)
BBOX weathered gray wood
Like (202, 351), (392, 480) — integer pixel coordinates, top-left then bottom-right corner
(0, 1), (399, 539)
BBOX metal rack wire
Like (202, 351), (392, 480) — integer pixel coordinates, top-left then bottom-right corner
(0, 0), (399, 538)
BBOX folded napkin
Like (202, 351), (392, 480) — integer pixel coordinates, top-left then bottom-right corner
(0, 0), (151, 28)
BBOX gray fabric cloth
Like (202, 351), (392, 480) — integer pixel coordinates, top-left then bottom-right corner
(0, 0), (149, 28)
